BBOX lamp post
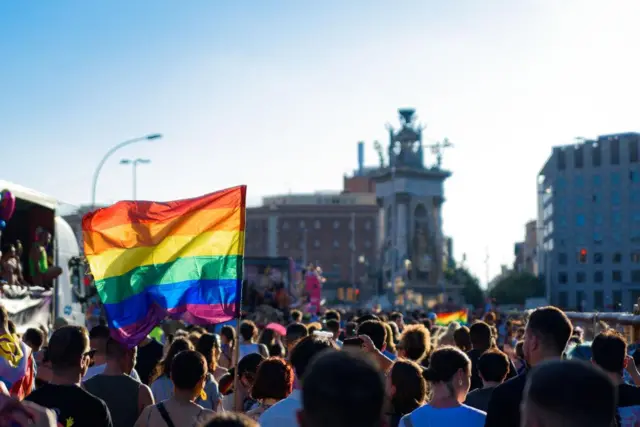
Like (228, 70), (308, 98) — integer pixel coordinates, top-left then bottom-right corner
(120, 158), (151, 200)
(90, 134), (162, 209)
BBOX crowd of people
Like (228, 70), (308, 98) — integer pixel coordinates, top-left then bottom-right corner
(0, 303), (639, 426)
(0, 229), (62, 288)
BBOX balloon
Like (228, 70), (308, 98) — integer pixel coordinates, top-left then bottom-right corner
(0, 220), (5, 229)
(0, 190), (15, 221)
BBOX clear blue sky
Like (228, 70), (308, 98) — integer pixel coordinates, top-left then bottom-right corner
(2, 0), (639, 284)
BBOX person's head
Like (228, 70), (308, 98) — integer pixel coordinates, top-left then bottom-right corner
(521, 360), (616, 427)
(105, 337), (137, 374)
(453, 326), (472, 352)
(388, 359), (427, 417)
(478, 349), (510, 386)
(188, 332), (202, 348)
(195, 333), (220, 374)
(152, 337), (193, 382)
(423, 346), (471, 403)
(290, 335), (338, 382)
(389, 312), (404, 330)
(36, 229), (52, 245)
(239, 320), (258, 342)
(89, 325), (111, 357)
(15, 240), (22, 256)
(387, 321), (400, 342)
(325, 319), (340, 341)
(47, 326), (91, 378)
(324, 309), (341, 323)
(199, 412), (258, 427)
(591, 330), (627, 375)
(524, 306), (572, 366)
(298, 349), (385, 427)
(238, 353), (265, 389)
(171, 350), (208, 401)
(23, 328), (45, 352)
(356, 314), (379, 324)
(291, 310), (303, 323)
(250, 357), (294, 402)
(398, 324), (430, 363)
(307, 322), (322, 335)
(383, 323), (397, 354)
(2, 244), (15, 258)
(357, 320), (387, 352)
(286, 322), (309, 352)
(220, 325), (236, 347)
(345, 321), (358, 338)
(469, 321), (493, 350)
(484, 312), (496, 325)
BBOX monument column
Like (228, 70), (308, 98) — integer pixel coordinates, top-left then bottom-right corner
(396, 202), (408, 267)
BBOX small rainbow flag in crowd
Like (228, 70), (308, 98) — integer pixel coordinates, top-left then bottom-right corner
(435, 310), (468, 326)
(83, 186), (246, 346)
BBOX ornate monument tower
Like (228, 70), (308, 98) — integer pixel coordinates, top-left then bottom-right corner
(373, 108), (455, 302)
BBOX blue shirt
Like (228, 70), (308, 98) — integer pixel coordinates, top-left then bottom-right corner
(400, 404), (486, 427)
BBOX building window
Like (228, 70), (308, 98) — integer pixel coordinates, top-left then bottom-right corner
(630, 138), (639, 163)
(314, 240), (320, 248)
(613, 290), (623, 309)
(333, 221), (340, 229)
(613, 252), (622, 263)
(632, 252), (640, 263)
(576, 214), (585, 226)
(594, 271), (604, 283)
(611, 139), (620, 165)
(557, 149), (566, 170)
(314, 220), (321, 229)
(594, 290), (604, 310)
(299, 220), (305, 229)
(631, 171), (640, 183)
(364, 240), (372, 248)
(592, 143), (601, 167)
(575, 176), (584, 188)
(558, 272), (568, 284)
(593, 175), (602, 186)
(365, 221), (372, 230)
(558, 253), (568, 265)
(333, 240), (340, 248)
(594, 231), (603, 244)
(576, 291), (585, 309)
(576, 272), (586, 283)
(282, 221), (289, 230)
(632, 270), (640, 284)
(594, 252), (603, 264)
(612, 270), (623, 282)
(574, 146), (584, 168)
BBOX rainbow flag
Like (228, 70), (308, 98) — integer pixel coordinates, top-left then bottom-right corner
(0, 334), (35, 399)
(435, 310), (468, 326)
(82, 186), (246, 346)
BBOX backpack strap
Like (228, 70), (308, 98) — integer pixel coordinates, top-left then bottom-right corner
(156, 402), (176, 427)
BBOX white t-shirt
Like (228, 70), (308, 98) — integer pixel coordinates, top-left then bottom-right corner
(400, 404), (486, 427)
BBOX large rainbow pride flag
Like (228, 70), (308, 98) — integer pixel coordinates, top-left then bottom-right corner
(435, 309), (468, 326)
(82, 186), (246, 346)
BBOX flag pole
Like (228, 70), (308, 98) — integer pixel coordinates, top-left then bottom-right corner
(233, 191), (247, 412)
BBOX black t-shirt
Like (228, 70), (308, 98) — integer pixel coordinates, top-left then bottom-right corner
(26, 383), (113, 427)
(136, 339), (163, 385)
(617, 383), (640, 426)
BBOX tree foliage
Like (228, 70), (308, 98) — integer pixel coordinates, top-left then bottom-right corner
(489, 272), (545, 305)
(445, 266), (485, 308)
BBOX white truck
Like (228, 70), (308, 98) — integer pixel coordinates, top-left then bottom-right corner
(0, 181), (85, 332)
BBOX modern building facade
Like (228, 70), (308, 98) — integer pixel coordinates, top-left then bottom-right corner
(538, 132), (640, 311)
(514, 220), (538, 274)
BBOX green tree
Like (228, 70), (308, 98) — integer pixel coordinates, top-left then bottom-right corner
(489, 272), (545, 305)
(445, 266), (485, 308)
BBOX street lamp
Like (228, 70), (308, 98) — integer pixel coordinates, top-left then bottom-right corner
(120, 158), (151, 200)
(90, 134), (162, 209)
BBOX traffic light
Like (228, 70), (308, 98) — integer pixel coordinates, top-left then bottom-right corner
(578, 248), (587, 264)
